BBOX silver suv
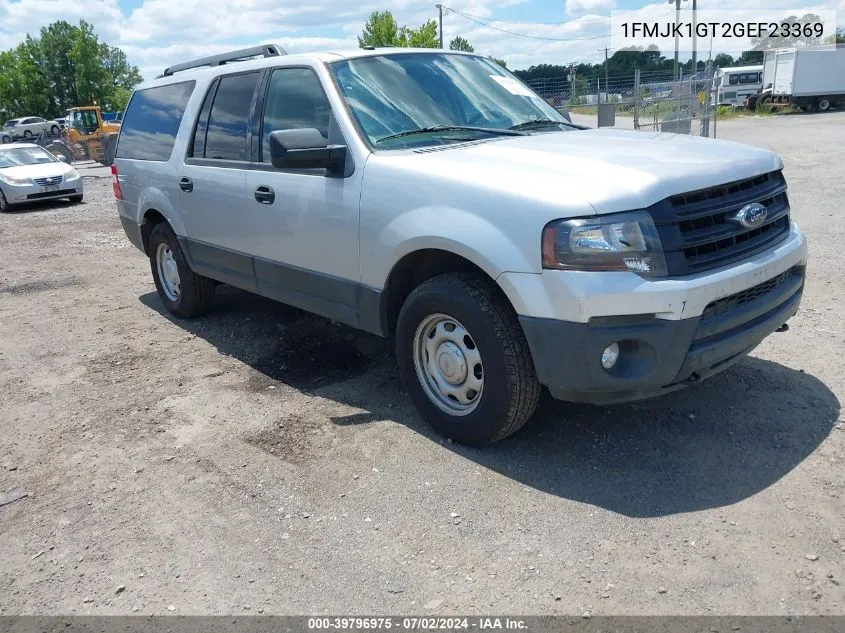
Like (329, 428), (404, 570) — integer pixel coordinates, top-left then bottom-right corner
(114, 45), (807, 445)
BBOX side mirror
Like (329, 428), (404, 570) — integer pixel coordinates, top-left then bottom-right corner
(268, 128), (346, 171)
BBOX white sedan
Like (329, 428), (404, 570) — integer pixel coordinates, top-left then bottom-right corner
(0, 143), (83, 211)
(1, 116), (62, 141)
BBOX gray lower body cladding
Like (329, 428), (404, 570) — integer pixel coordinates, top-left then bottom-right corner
(519, 266), (805, 405)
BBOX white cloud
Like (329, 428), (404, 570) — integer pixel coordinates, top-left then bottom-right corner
(0, 0), (841, 81)
(566, 0), (616, 18)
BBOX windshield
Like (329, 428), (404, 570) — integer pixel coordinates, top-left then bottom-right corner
(0, 146), (58, 168)
(329, 53), (573, 148)
(68, 110), (99, 133)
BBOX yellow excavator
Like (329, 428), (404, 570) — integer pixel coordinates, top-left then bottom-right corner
(46, 105), (120, 166)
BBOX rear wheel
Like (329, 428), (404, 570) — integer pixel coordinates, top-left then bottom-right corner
(0, 189), (9, 212)
(1, 134), (10, 144)
(23, 130), (32, 139)
(395, 272), (540, 445)
(50, 125), (59, 135)
(148, 222), (216, 318)
(817, 97), (831, 112)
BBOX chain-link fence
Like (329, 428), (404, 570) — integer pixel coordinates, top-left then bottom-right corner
(525, 68), (718, 138)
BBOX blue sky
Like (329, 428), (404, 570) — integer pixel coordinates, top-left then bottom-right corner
(0, 0), (841, 79)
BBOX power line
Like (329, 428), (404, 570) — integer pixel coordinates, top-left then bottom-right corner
(441, 5), (677, 44)
(441, 6), (613, 41)
(439, 5), (671, 25)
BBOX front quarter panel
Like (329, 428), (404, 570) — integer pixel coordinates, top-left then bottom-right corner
(359, 152), (596, 292)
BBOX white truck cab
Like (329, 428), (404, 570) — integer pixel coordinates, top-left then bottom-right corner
(113, 45), (807, 445)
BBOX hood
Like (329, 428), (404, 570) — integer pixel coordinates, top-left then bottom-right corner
(0, 162), (74, 180)
(395, 128), (783, 215)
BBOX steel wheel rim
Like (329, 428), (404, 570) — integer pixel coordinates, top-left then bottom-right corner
(23, 131), (31, 139)
(156, 243), (181, 301)
(819, 99), (830, 111)
(412, 313), (484, 416)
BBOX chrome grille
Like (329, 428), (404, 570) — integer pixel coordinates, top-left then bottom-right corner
(33, 175), (64, 186)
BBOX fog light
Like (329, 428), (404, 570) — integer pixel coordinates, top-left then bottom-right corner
(601, 343), (620, 369)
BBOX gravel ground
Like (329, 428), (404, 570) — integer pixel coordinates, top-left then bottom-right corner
(1, 115), (843, 616)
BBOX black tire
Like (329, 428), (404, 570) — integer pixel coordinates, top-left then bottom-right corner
(817, 98), (831, 112)
(23, 130), (32, 139)
(0, 188), (9, 212)
(69, 194), (83, 203)
(1, 135), (10, 144)
(148, 222), (216, 318)
(395, 272), (540, 446)
(50, 125), (59, 135)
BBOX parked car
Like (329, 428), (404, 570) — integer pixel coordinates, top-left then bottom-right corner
(0, 143), (84, 211)
(1, 116), (62, 140)
(113, 45), (807, 445)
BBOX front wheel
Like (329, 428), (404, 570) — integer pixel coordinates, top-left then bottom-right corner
(396, 273), (540, 445)
(23, 130), (32, 139)
(50, 125), (59, 135)
(148, 223), (216, 318)
(0, 189), (9, 212)
(1, 134), (10, 144)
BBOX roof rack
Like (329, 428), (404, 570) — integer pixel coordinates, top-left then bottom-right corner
(162, 44), (287, 77)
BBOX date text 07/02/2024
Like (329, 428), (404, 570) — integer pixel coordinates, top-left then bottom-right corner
(307, 618), (528, 630)
(621, 21), (826, 39)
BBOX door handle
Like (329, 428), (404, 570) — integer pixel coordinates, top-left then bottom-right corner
(179, 177), (193, 192)
(254, 185), (275, 205)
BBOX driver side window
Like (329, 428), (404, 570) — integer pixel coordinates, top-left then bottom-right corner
(261, 67), (332, 163)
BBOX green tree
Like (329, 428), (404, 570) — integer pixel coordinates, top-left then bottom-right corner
(449, 36), (474, 52)
(0, 20), (141, 119)
(490, 57), (507, 68)
(750, 14), (824, 50)
(713, 53), (735, 68)
(400, 20), (438, 48)
(358, 11), (438, 49)
(735, 50), (764, 66)
(357, 10), (401, 47)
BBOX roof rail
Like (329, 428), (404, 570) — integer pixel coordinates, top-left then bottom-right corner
(162, 44), (287, 77)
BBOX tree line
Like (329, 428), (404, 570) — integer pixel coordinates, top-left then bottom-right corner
(358, 10), (845, 85)
(0, 20), (142, 121)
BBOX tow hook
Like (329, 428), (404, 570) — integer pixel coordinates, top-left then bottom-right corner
(776, 323), (789, 332)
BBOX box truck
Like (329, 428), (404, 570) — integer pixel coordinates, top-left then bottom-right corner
(760, 45), (845, 111)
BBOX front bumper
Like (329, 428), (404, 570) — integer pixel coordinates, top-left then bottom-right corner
(3, 180), (83, 204)
(520, 264), (805, 404)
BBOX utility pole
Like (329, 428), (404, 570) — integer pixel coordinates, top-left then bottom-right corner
(691, 0), (698, 72)
(673, 0), (680, 81)
(436, 4), (444, 49)
(598, 46), (611, 103)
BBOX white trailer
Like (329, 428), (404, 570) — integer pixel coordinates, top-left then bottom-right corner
(762, 45), (845, 111)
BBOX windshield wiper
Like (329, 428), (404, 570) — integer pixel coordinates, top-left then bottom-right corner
(509, 118), (575, 131)
(376, 125), (526, 144)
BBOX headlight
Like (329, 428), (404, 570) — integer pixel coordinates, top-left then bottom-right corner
(542, 210), (667, 277)
(65, 169), (80, 181)
(0, 174), (32, 186)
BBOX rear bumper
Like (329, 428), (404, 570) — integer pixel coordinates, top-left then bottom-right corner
(520, 265), (805, 404)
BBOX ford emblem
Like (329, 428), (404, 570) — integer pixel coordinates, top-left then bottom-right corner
(733, 203), (768, 229)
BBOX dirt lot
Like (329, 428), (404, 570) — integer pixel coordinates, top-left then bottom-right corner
(1, 113), (844, 616)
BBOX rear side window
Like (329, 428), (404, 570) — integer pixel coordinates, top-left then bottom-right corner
(202, 72), (260, 161)
(116, 81), (195, 161)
